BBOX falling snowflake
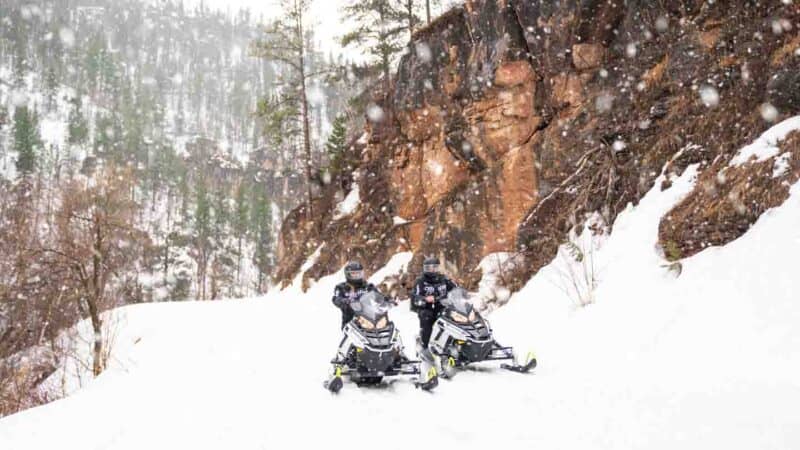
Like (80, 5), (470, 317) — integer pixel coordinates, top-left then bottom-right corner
(771, 18), (792, 35)
(366, 104), (385, 123)
(595, 92), (615, 113)
(59, 27), (76, 48)
(759, 103), (779, 123)
(655, 16), (669, 33)
(11, 90), (29, 107)
(415, 42), (433, 63)
(625, 43), (638, 58)
(699, 86), (720, 107)
(428, 161), (444, 176)
(612, 140), (627, 152)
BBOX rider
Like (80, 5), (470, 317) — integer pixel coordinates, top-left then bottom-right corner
(410, 256), (458, 349)
(332, 261), (379, 329)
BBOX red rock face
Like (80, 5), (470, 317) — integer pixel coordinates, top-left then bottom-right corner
(275, 0), (800, 294)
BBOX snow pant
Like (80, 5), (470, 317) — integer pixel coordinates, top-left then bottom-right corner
(418, 309), (437, 347)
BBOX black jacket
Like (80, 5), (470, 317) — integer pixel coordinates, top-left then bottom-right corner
(332, 281), (378, 311)
(410, 274), (458, 313)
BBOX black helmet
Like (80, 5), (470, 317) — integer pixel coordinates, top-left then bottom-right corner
(423, 256), (440, 277)
(345, 261), (365, 284)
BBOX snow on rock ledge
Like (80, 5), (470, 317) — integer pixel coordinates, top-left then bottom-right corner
(332, 184), (360, 221)
(729, 116), (800, 166)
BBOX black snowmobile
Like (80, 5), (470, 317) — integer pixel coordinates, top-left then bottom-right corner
(325, 291), (438, 393)
(420, 288), (536, 379)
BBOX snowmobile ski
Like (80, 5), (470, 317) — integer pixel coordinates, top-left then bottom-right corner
(501, 352), (537, 373)
(414, 366), (439, 391)
(324, 366), (344, 393)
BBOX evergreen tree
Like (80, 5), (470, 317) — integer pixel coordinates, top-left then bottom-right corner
(325, 114), (348, 177)
(253, 0), (320, 219)
(399, 1), (422, 40)
(44, 65), (59, 111)
(13, 106), (41, 176)
(341, 0), (407, 88)
(0, 104), (8, 129)
(233, 182), (250, 282)
(194, 178), (213, 300)
(94, 113), (123, 162)
(250, 185), (273, 293)
(68, 97), (89, 145)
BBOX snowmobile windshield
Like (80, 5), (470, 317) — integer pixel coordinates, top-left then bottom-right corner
(441, 288), (474, 315)
(350, 291), (391, 322)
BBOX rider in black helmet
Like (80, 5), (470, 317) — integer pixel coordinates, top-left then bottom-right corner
(410, 256), (458, 348)
(332, 261), (379, 329)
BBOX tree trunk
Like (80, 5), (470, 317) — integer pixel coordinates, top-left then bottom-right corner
(380, 4), (391, 91)
(406, 0), (416, 40)
(237, 234), (242, 284)
(426, 0), (431, 24)
(88, 297), (104, 377)
(296, 2), (314, 221)
(90, 216), (105, 377)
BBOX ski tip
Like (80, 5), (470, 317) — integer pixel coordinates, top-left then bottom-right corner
(325, 376), (344, 393)
(415, 377), (438, 391)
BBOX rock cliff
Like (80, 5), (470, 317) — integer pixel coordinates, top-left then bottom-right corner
(275, 0), (800, 301)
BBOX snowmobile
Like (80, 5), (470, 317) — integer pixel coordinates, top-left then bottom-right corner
(419, 288), (536, 379)
(325, 291), (438, 393)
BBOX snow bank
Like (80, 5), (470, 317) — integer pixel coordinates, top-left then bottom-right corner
(368, 252), (412, 286)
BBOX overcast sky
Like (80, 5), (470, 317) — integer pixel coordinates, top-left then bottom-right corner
(178, 0), (461, 60)
(180, 0), (356, 60)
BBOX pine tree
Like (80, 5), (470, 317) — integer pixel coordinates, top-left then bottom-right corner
(13, 106), (41, 176)
(0, 104), (8, 129)
(341, 0), (407, 89)
(253, 0), (321, 220)
(233, 182), (250, 283)
(68, 97), (89, 145)
(250, 185), (273, 293)
(44, 65), (59, 111)
(194, 178), (212, 300)
(325, 114), (348, 177)
(399, 1), (422, 40)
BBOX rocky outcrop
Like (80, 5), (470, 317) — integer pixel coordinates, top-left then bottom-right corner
(275, 0), (800, 297)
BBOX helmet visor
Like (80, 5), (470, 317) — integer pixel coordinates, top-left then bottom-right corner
(346, 269), (365, 281)
(423, 263), (440, 274)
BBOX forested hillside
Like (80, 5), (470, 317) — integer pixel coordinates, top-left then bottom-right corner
(0, 0), (368, 413)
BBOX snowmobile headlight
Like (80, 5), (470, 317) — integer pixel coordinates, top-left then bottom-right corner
(468, 310), (476, 322)
(450, 310), (469, 324)
(375, 316), (388, 329)
(357, 316), (375, 330)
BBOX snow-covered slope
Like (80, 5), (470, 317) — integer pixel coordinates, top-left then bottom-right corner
(1, 169), (799, 449)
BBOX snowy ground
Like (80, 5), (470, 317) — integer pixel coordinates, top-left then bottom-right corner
(1, 168), (799, 448)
